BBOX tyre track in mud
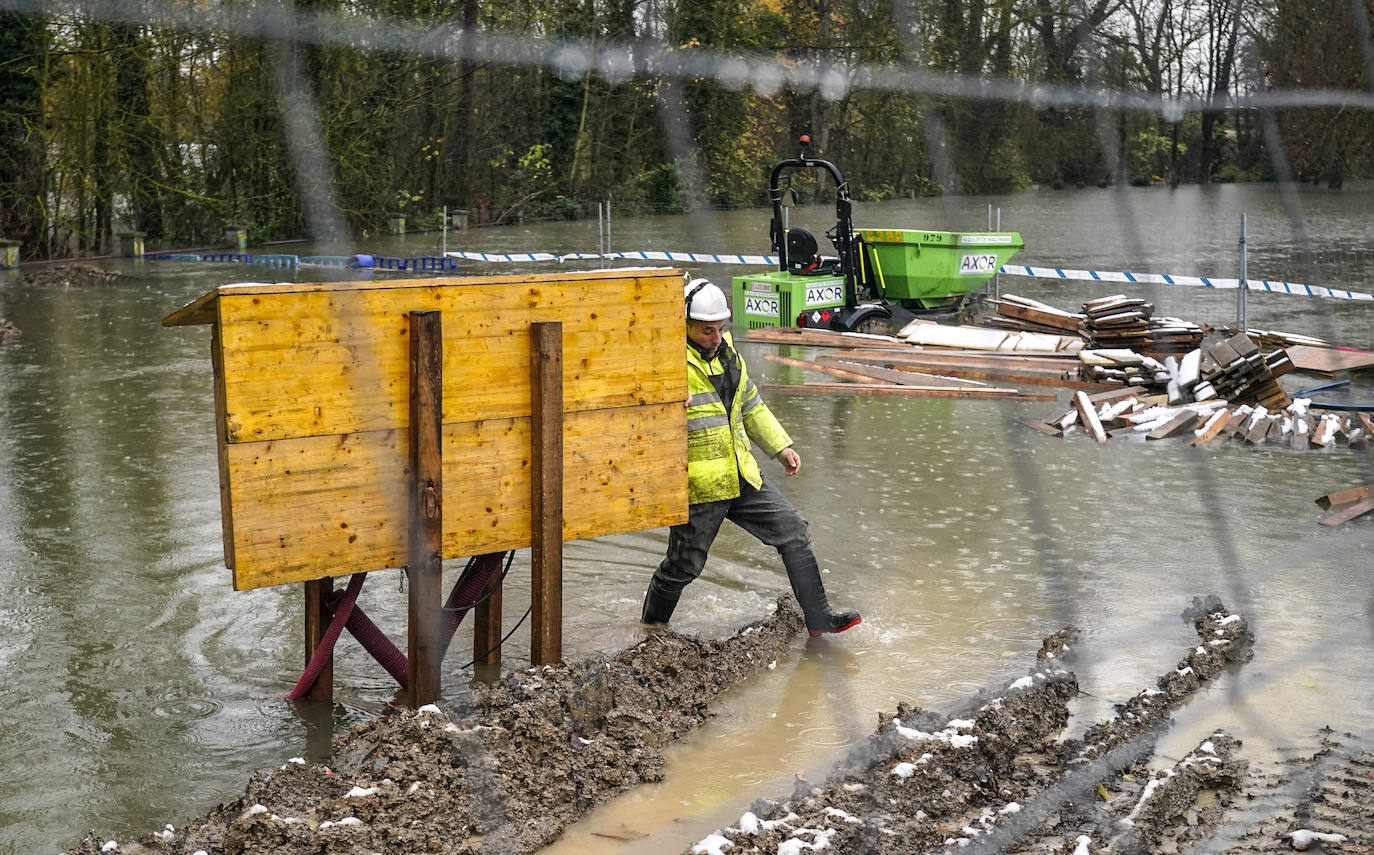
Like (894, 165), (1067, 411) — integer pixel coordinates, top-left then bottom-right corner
(680, 595), (1363, 855)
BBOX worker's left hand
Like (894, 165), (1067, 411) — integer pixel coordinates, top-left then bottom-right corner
(776, 447), (801, 476)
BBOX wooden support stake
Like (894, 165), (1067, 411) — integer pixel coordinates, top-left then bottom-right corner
(303, 577), (333, 702)
(530, 322), (564, 665)
(473, 564), (504, 673)
(407, 310), (444, 708)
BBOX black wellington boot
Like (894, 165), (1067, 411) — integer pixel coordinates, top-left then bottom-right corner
(779, 546), (862, 637)
(641, 579), (681, 625)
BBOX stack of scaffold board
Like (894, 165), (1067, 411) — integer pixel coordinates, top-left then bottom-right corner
(990, 293), (1206, 356)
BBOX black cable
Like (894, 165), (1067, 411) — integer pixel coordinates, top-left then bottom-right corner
(438, 550), (517, 615)
(454, 606), (533, 671)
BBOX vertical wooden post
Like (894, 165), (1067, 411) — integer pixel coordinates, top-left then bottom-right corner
(407, 310), (444, 707)
(530, 322), (563, 665)
(303, 577), (333, 702)
(473, 553), (504, 677)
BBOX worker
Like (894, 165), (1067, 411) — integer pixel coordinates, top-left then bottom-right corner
(641, 277), (862, 636)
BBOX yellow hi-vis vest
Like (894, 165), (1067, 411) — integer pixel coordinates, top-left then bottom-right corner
(685, 332), (792, 504)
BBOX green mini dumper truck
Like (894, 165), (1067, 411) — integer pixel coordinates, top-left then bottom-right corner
(731, 136), (1024, 335)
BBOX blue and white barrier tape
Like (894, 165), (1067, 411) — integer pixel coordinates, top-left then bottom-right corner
(444, 249), (1372, 303)
(446, 250), (559, 263)
(998, 264), (1374, 302)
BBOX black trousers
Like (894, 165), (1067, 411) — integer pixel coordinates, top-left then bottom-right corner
(649, 479), (812, 599)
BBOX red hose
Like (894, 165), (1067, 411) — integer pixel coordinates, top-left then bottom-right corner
(342, 604), (410, 688)
(285, 573), (366, 700)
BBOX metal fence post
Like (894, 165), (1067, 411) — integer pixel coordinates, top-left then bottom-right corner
(1237, 213), (1248, 334)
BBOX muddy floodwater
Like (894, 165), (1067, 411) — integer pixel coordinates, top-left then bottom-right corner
(3, 181), (1374, 854)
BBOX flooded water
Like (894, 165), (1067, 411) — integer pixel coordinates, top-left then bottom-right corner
(2, 181), (1374, 853)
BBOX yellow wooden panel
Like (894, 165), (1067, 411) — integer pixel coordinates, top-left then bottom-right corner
(218, 324), (678, 442)
(165, 268), (691, 589)
(225, 402), (687, 590)
(214, 273), (681, 442)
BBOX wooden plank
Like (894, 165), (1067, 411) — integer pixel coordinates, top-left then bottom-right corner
(835, 348), (1083, 365)
(530, 322), (563, 666)
(1286, 344), (1374, 374)
(742, 327), (911, 348)
(1108, 424), (1146, 439)
(1231, 406), (1259, 437)
(994, 301), (1084, 333)
(1316, 483), (1374, 510)
(1073, 390), (1109, 443)
(1189, 408), (1236, 446)
(1245, 414), (1275, 444)
(762, 352), (889, 384)
(215, 279), (681, 443)
(760, 383), (1055, 400)
(407, 311), (444, 707)
(1319, 495), (1374, 526)
(830, 361), (986, 387)
(1146, 410), (1199, 439)
(224, 403), (687, 590)
(161, 287), (219, 327)
(303, 577), (333, 702)
(169, 268), (671, 305)
(1311, 415), (1339, 447)
(211, 324), (238, 571)
(820, 354), (1110, 391)
(1086, 386), (1142, 405)
(1016, 415), (1064, 437)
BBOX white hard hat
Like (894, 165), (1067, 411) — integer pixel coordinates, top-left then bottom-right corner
(685, 278), (731, 322)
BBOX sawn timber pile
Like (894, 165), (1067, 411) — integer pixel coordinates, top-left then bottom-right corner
(1019, 385), (1371, 451)
(744, 322), (1294, 407)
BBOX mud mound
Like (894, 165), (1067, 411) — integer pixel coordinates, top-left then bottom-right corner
(66, 597), (804, 855)
(64, 595), (1371, 855)
(685, 596), (1260, 854)
(20, 262), (126, 287)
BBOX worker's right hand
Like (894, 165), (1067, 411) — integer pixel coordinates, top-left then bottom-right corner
(776, 446), (801, 476)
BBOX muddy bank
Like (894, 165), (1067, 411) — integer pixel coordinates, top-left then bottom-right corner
(683, 596), (1367, 855)
(67, 597), (806, 855)
(66, 596), (1372, 855)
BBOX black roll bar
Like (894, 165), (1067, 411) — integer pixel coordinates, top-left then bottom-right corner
(767, 135), (859, 307)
